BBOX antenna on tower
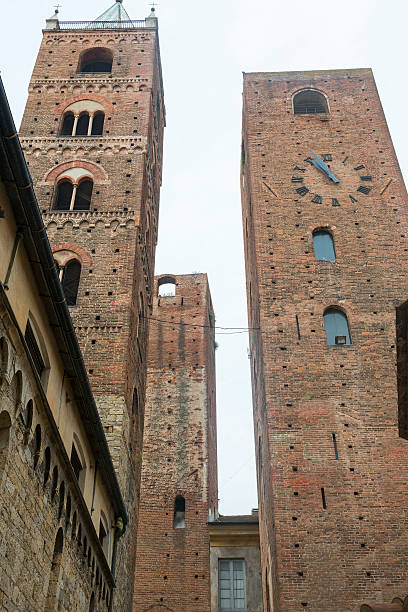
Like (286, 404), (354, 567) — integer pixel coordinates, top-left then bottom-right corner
(149, 1), (158, 9)
(54, 3), (61, 13)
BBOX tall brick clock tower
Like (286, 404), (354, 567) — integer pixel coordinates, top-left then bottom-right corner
(19, 2), (165, 607)
(242, 69), (408, 611)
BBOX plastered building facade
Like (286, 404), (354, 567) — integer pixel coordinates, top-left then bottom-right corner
(133, 274), (218, 612)
(0, 77), (126, 611)
(18, 3), (165, 607)
(241, 69), (408, 610)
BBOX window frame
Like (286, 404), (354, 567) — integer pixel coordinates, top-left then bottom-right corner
(218, 558), (246, 612)
(292, 88), (329, 115)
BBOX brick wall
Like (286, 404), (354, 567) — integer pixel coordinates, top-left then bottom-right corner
(133, 274), (217, 612)
(19, 23), (165, 609)
(242, 68), (408, 611)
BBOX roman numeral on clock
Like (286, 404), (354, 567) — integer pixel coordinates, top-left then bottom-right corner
(322, 154), (332, 161)
(354, 164), (365, 171)
(349, 194), (358, 203)
(293, 166), (306, 173)
(296, 186), (309, 197)
(311, 194), (322, 204)
(292, 176), (304, 183)
(360, 175), (372, 181)
(332, 198), (340, 207)
(357, 185), (371, 195)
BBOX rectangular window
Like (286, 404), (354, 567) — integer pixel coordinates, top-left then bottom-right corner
(219, 559), (246, 611)
(25, 321), (45, 378)
(70, 443), (82, 481)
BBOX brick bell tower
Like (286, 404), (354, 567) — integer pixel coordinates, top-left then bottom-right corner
(242, 69), (408, 611)
(19, 2), (165, 607)
(133, 274), (218, 612)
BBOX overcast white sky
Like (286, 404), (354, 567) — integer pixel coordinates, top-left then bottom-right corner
(2, 0), (407, 515)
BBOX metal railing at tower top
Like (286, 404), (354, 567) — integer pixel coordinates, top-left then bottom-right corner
(58, 20), (149, 30)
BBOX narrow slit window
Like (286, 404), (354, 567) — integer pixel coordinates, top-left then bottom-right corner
(323, 308), (351, 346)
(313, 230), (335, 262)
(332, 433), (339, 460)
(321, 487), (327, 509)
(173, 495), (185, 528)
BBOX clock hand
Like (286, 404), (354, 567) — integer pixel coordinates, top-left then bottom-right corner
(311, 152), (340, 184)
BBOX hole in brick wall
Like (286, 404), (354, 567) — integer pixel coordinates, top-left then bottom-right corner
(321, 487), (327, 509)
(95, 316), (100, 320)
(85, 291), (89, 296)
(366, 572), (371, 577)
(288, 424), (292, 428)
(292, 466), (298, 472)
(359, 516), (363, 520)
(361, 543), (365, 547)
(115, 248), (120, 252)
(89, 269), (93, 274)
(294, 543), (299, 547)
(91, 340), (96, 345)
(350, 467), (354, 472)
(301, 604), (308, 607)
(108, 291), (112, 296)
(354, 491), (359, 495)
(290, 445), (294, 449)
(297, 571), (303, 576)
(89, 369), (93, 374)
(292, 516), (297, 521)
(91, 249), (95, 254)
(294, 491), (298, 496)
(348, 445), (353, 449)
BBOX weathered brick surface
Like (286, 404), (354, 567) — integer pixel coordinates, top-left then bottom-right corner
(242, 69), (408, 611)
(0, 308), (111, 611)
(133, 274), (217, 612)
(19, 23), (165, 610)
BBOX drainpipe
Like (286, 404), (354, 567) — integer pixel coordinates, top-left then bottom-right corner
(108, 516), (124, 612)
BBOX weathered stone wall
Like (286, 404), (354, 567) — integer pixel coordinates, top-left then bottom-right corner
(0, 302), (112, 611)
(132, 274), (217, 612)
(242, 68), (408, 610)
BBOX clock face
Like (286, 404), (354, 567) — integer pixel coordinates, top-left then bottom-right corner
(290, 152), (374, 206)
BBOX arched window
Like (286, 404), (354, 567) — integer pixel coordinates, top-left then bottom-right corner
(92, 112), (105, 136)
(54, 178), (93, 211)
(61, 259), (81, 306)
(173, 495), (186, 529)
(324, 308), (351, 346)
(44, 446), (51, 486)
(158, 276), (176, 297)
(313, 230), (335, 262)
(23, 399), (33, 444)
(60, 112), (75, 136)
(293, 89), (328, 115)
(51, 465), (58, 500)
(34, 424), (41, 468)
(74, 178), (93, 210)
(0, 411), (11, 478)
(54, 180), (73, 211)
(78, 48), (113, 73)
(45, 528), (64, 611)
(58, 481), (65, 519)
(76, 113), (90, 136)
